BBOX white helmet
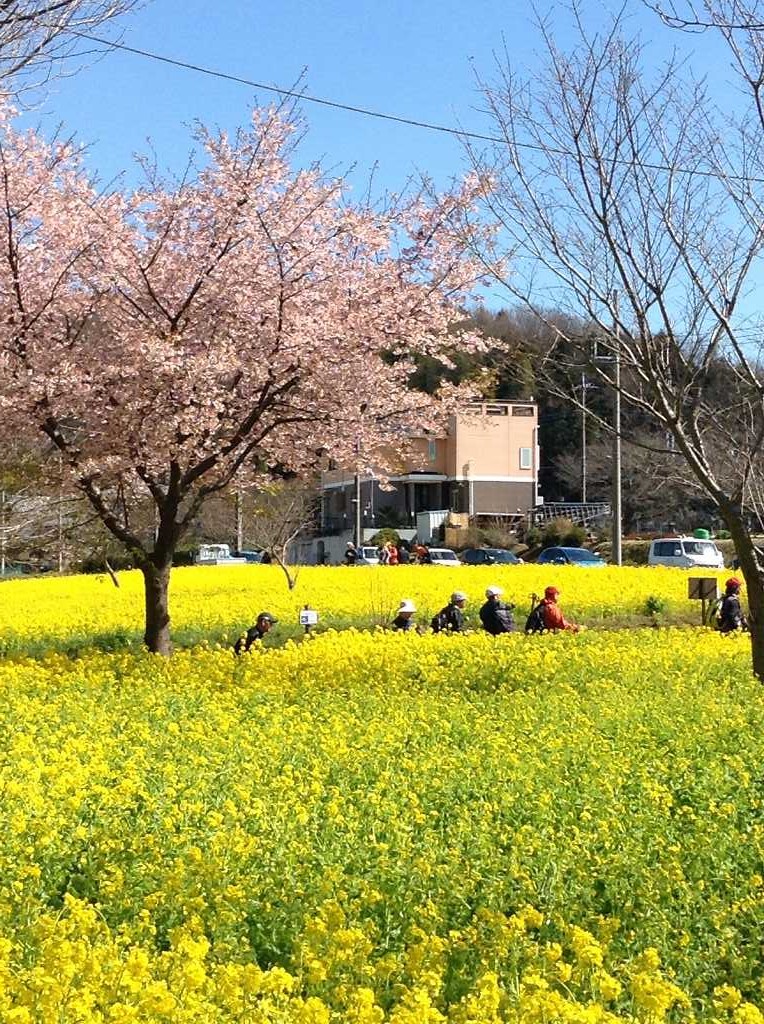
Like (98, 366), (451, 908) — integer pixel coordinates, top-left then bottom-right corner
(398, 599), (417, 613)
(485, 585), (504, 597)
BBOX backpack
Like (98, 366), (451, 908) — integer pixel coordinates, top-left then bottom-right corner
(525, 602), (546, 634)
(431, 607), (450, 633)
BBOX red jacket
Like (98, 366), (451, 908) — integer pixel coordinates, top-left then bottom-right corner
(542, 599), (577, 632)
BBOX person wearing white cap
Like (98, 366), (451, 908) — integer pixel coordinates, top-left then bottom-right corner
(431, 591), (468, 633)
(479, 585), (516, 635)
(392, 599), (418, 632)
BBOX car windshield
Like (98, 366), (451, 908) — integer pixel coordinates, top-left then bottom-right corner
(565, 549), (602, 563)
(683, 541), (716, 556)
(430, 551), (456, 561)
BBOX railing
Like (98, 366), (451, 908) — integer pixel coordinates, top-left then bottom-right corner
(531, 502), (611, 527)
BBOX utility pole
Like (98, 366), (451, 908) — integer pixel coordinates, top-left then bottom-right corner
(235, 490), (244, 553)
(612, 292), (623, 566)
(354, 403), (368, 549)
(354, 468), (362, 549)
(57, 453), (64, 573)
(354, 436), (362, 549)
(581, 372), (587, 505)
(0, 490), (5, 577)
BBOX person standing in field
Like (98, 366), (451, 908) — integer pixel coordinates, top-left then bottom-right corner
(718, 577), (748, 633)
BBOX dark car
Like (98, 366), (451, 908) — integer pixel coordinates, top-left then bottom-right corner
(731, 545), (764, 571)
(235, 550), (267, 564)
(536, 546), (606, 567)
(460, 547), (522, 566)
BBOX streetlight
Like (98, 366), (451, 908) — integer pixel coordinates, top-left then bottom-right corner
(578, 373), (595, 505)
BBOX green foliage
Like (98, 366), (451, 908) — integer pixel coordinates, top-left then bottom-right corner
(368, 527), (400, 547)
(644, 594), (667, 617)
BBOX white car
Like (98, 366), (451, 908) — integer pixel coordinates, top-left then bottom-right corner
(356, 546), (381, 565)
(647, 537), (724, 569)
(425, 547), (462, 567)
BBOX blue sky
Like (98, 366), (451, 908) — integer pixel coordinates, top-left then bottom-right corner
(17, 0), (744, 317)
(25, 0), (727, 194)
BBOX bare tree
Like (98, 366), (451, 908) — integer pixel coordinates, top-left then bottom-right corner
(246, 481), (319, 590)
(0, 1), (143, 95)
(466, 3), (764, 676)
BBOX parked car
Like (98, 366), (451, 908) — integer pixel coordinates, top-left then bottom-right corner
(732, 546), (764, 570)
(536, 546), (607, 567)
(460, 547), (522, 566)
(195, 543), (247, 565)
(235, 549), (267, 564)
(425, 547), (462, 567)
(648, 537), (724, 569)
(356, 545), (381, 565)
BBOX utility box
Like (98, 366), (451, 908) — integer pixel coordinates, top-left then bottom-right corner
(416, 510), (449, 544)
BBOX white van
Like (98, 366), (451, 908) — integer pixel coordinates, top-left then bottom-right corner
(647, 537), (724, 569)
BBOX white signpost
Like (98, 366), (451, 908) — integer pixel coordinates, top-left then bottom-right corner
(299, 608), (319, 633)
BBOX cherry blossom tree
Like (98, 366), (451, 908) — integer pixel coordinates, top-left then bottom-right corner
(0, 104), (485, 652)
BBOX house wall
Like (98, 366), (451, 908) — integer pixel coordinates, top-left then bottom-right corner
(319, 401), (540, 527)
(449, 403), (538, 482)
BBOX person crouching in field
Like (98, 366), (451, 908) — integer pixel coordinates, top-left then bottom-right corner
(234, 611), (278, 653)
(392, 599), (417, 632)
(431, 592), (468, 633)
(479, 586), (516, 635)
(540, 586), (580, 633)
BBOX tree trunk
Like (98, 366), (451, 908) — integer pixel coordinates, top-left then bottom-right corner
(141, 561), (172, 655)
(722, 504), (764, 681)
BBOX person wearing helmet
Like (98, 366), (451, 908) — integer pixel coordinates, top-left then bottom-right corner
(392, 599), (418, 632)
(718, 577), (748, 633)
(479, 585), (516, 635)
(431, 591), (468, 633)
(541, 586), (579, 633)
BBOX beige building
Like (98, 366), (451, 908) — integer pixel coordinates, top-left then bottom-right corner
(320, 400), (540, 535)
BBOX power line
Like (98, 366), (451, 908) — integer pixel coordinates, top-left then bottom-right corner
(73, 29), (764, 185)
(72, 31), (506, 145)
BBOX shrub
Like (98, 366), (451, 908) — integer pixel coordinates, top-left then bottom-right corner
(539, 517), (587, 549)
(644, 594), (667, 617)
(369, 528), (400, 547)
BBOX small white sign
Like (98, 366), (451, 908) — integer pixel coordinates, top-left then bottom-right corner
(299, 609), (319, 626)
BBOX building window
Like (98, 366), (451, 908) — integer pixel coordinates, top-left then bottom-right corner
(519, 447), (532, 470)
(512, 405), (535, 416)
(428, 440), (437, 463)
(486, 403), (509, 416)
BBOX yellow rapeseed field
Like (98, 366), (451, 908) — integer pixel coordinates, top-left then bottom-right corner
(0, 592), (761, 1021)
(0, 563), (736, 653)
